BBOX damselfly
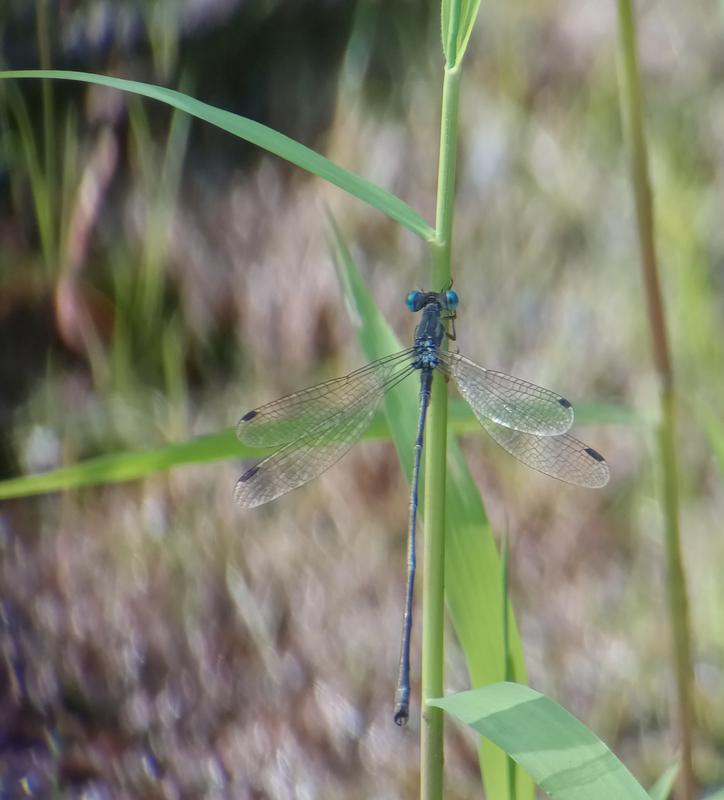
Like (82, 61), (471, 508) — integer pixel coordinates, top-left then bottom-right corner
(235, 289), (609, 725)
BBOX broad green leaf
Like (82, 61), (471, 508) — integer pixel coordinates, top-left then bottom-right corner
(330, 220), (533, 800)
(0, 70), (434, 241)
(429, 683), (651, 800)
(441, 0), (482, 67)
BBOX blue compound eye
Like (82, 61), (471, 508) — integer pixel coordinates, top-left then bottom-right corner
(445, 290), (459, 309)
(406, 291), (424, 311)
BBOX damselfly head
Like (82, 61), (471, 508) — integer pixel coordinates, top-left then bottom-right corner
(406, 289), (459, 313)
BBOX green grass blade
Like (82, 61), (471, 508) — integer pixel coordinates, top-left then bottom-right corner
(429, 683), (651, 800)
(330, 220), (533, 800)
(0, 403), (418, 499)
(648, 764), (678, 800)
(0, 70), (434, 241)
(441, 0), (482, 66)
(616, 4), (695, 796)
(0, 431), (241, 499)
(0, 400), (633, 501)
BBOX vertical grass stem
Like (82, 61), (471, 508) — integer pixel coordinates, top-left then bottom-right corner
(616, 3), (695, 797)
(420, 55), (461, 799)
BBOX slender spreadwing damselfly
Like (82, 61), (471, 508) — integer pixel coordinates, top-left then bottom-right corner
(235, 289), (609, 724)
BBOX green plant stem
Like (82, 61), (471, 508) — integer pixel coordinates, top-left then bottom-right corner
(432, 63), (461, 282)
(616, 3), (695, 798)
(421, 56), (461, 800)
(420, 368), (448, 800)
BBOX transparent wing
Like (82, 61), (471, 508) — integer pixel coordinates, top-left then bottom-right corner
(440, 352), (574, 435)
(234, 357), (416, 507)
(480, 417), (610, 488)
(237, 348), (415, 447)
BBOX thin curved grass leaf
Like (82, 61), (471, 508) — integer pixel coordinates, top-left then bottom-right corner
(0, 430), (241, 500)
(0, 70), (434, 241)
(0, 397), (644, 500)
(429, 683), (651, 800)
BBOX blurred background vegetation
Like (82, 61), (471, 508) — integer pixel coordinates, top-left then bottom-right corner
(0, 0), (723, 797)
